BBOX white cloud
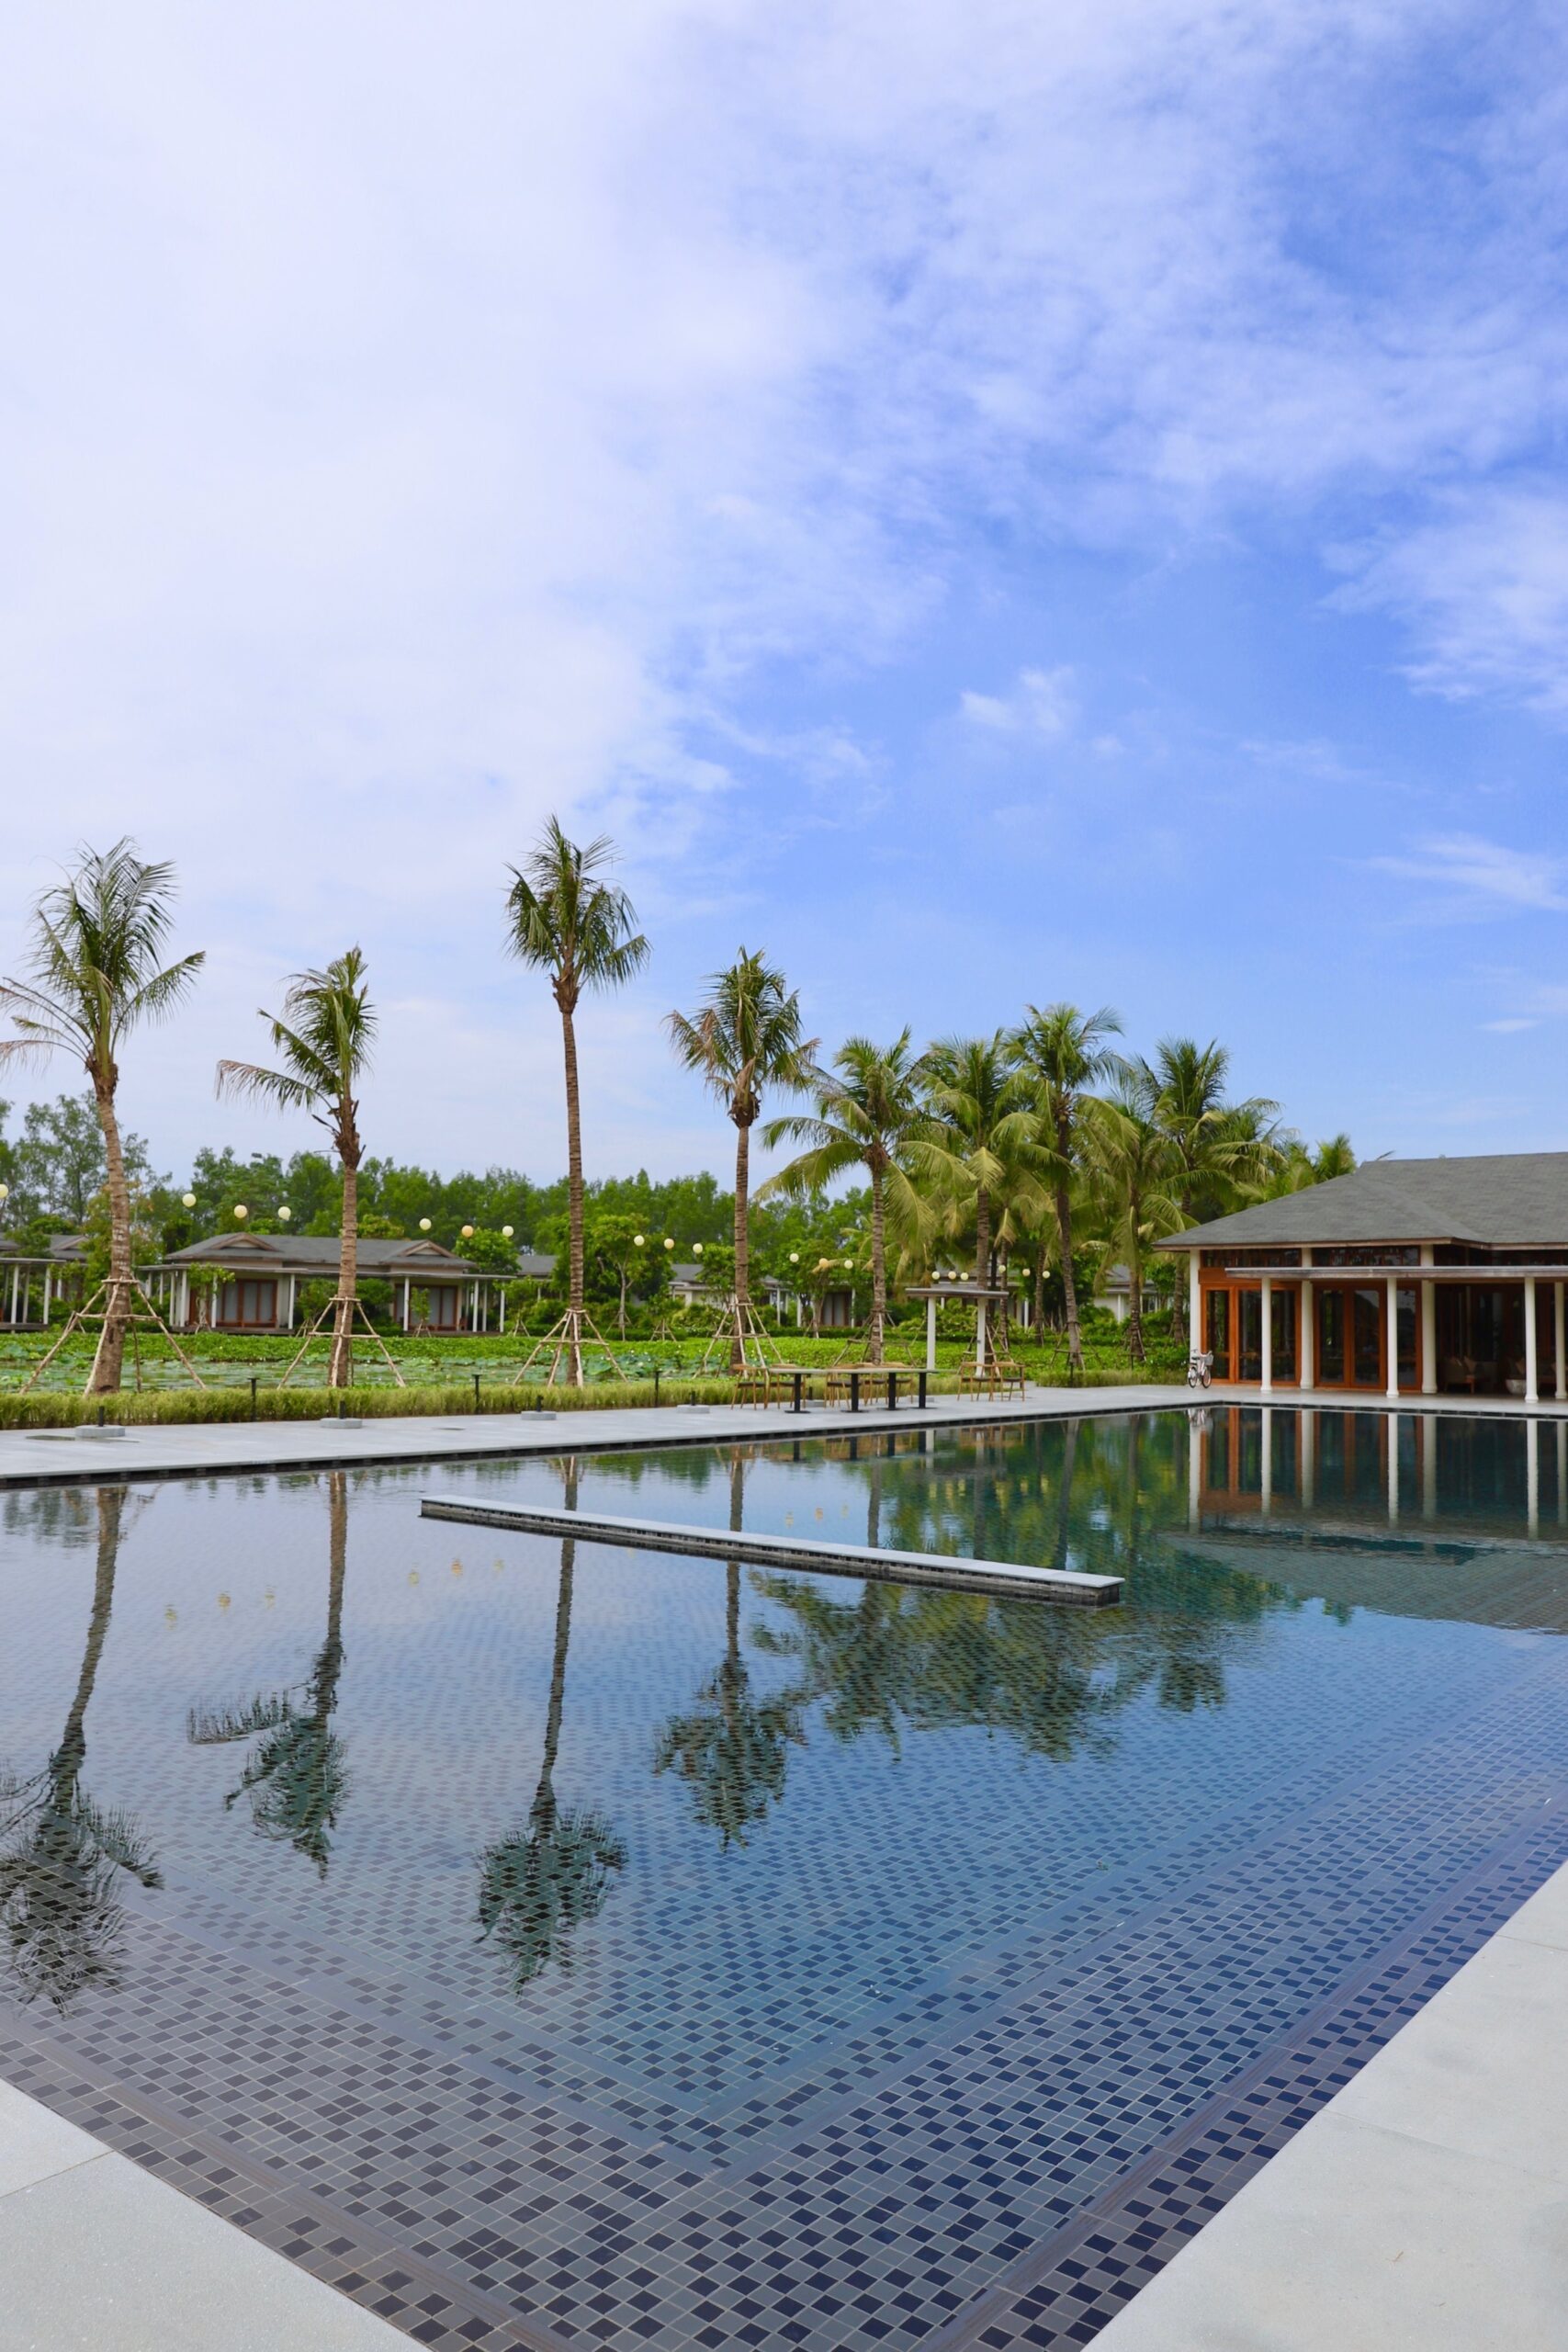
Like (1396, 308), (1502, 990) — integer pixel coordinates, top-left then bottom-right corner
(1333, 488), (1568, 711)
(1367, 833), (1568, 916)
(960, 667), (1077, 739)
(3, 0), (1568, 1165)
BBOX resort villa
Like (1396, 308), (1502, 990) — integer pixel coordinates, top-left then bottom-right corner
(150, 1231), (554, 1332)
(1163, 1150), (1568, 1403)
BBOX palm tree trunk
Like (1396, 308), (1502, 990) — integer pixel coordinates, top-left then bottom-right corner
(1052, 1417), (1079, 1576)
(1125, 1229), (1145, 1363)
(87, 1085), (132, 1393)
(867, 1166), (886, 1364)
(561, 1001), (585, 1385)
(1055, 1179), (1083, 1372)
(329, 1161), (358, 1389)
(731, 1117), (751, 1371)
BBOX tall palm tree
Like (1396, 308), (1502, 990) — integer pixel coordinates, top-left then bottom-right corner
(505, 823), (649, 1385)
(186, 1471), (352, 1874)
(913, 1035), (1043, 1325)
(0, 1488), (162, 2009)
(666, 949), (815, 1367)
(1144, 1036), (1282, 1226)
(761, 1031), (931, 1363)
(1011, 1004), (1123, 1374)
(0, 842), (204, 1391)
(1089, 1080), (1184, 1363)
(217, 950), (375, 1388)
(654, 1453), (804, 1844)
(478, 1461), (625, 1988)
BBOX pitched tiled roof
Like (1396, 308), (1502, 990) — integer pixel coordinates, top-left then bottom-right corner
(1156, 1152), (1568, 1250)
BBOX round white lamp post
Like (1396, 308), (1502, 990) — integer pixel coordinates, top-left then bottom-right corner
(277, 1204), (291, 1223)
(233, 1204), (248, 1220)
(419, 1217), (432, 1233)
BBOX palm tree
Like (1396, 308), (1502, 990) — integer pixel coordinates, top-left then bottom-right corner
(0, 842), (204, 1391)
(666, 950), (815, 1367)
(1144, 1037), (1282, 1226)
(217, 950), (376, 1389)
(761, 1031), (931, 1363)
(1089, 1081), (1184, 1363)
(653, 1453), (804, 1844)
(913, 1035), (1043, 1329)
(186, 1471), (352, 1874)
(478, 1462), (625, 1988)
(505, 823), (649, 1385)
(0, 1488), (162, 2008)
(1011, 1005), (1123, 1374)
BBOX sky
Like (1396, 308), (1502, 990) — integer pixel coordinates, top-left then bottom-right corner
(2, 0), (1567, 1188)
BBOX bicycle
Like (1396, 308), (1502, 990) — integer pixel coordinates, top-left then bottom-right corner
(1186, 1350), (1213, 1390)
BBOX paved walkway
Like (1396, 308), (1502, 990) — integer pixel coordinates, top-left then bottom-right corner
(6, 1378), (1567, 1494)
(0, 1385), (1181, 1489)
(1096, 1854), (1568, 2349)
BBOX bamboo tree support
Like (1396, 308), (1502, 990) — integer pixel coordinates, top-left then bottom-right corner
(510, 1305), (627, 1389)
(21, 1274), (211, 1396)
(276, 1295), (408, 1389)
(697, 1293), (784, 1374)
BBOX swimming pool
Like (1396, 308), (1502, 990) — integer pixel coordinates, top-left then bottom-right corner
(1, 1407), (1565, 2348)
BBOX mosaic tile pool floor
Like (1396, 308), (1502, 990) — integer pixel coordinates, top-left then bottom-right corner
(2, 1408), (1567, 2348)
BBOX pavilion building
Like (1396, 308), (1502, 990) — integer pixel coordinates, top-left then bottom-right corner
(1156, 1152), (1568, 1404)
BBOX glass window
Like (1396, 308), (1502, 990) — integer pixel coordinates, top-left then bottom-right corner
(1352, 1288), (1382, 1385)
(1271, 1286), (1297, 1381)
(1237, 1289), (1263, 1381)
(1205, 1289), (1230, 1374)
(1317, 1288), (1345, 1382)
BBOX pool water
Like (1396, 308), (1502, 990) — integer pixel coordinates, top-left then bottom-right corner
(2, 1408), (1566, 2350)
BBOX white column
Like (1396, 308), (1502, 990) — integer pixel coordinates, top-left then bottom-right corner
(1525, 1276), (1539, 1405)
(1385, 1274), (1399, 1399)
(926, 1295), (938, 1373)
(1260, 1276), (1273, 1395)
(500, 1286), (506, 1335)
(976, 1300), (987, 1372)
(1556, 1283), (1566, 1401)
(1260, 1406), (1273, 1514)
(1188, 1416), (1201, 1529)
(1188, 1250), (1201, 1351)
(1301, 1409), (1315, 1509)
(1420, 1244), (1437, 1395)
(1299, 1250), (1314, 1390)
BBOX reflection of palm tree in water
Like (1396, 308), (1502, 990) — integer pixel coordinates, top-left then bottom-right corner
(186, 1469), (351, 1874)
(654, 1451), (804, 1846)
(478, 1459), (625, 1989)
(0, 1487), (161, 2011)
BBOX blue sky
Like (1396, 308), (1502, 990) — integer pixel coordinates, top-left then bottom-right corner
(2, 0), (1566, 1182)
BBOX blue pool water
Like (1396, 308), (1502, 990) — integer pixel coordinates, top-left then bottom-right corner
(1, 1407), (1566, 2349)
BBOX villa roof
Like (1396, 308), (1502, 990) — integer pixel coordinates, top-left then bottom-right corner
(163, 1232), (514, 1279)
(0, 1233), (85, 1264)
(159, 1232), (559, 1282)
(1156, 1151), (1568, 1251)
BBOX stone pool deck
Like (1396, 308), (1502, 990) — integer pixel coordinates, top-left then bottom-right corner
(3, 1384), (1568, 2346)
(6, 1376), (1568, 1494)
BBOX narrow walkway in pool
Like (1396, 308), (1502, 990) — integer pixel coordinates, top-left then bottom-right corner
(0, 1406), (1564, 2349)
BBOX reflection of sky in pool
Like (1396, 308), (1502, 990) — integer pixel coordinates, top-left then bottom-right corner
(1, 1408), (1565, 2351)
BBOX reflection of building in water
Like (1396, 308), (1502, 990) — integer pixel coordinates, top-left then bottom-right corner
(1159, 1152), (1568, 1402)
(1181, 1405), (1568, 1624)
